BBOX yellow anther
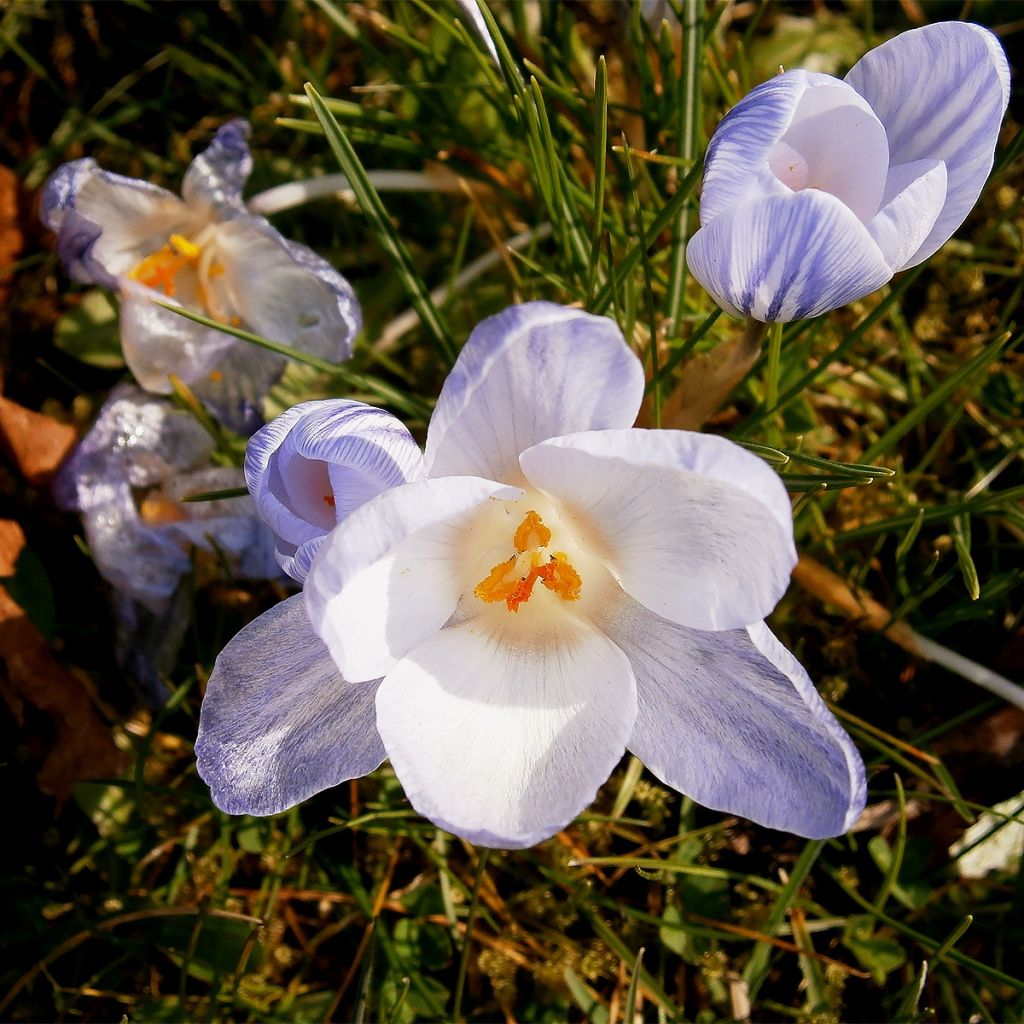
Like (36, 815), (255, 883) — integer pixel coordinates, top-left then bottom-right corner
(169, 233), (201, 260)
(513, 509), (551, 553)
(475, 511), (581, 613)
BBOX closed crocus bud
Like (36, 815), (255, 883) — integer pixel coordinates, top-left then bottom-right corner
(243, 399), (424, 582)
(686, 22), (1010, 322)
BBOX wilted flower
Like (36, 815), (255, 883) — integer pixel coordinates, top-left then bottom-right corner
(56, 384), (282, 700)
(197, 302), (865, 847)
(56, 384), (280, 612)
(42, 120), (361, 431)
(244, 398), (423, 581)
(687, 22), (1009, 322)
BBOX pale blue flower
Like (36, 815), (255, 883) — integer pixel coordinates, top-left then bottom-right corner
(41, 121), (361, 431)
(687, 22), (1009, 322)
(197, 302), (865, 847)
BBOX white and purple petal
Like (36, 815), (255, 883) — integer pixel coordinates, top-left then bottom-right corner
(181, 118), (253, 215)
(244, 399), (424, 581)
(423, 301), (645, 484)
(375, 614), (637, 848)
(196, 594), (385, 816)
(846, 21), (1010, 267)
(519, 428), (796, 631)
(701, 70), (888, 226)
(41, 159), (196, 286)
(686, 189), (892, 322)
(305, 475), (521, 682)
(599, 595), (866, 838)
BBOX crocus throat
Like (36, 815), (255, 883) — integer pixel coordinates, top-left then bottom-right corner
(128, 227), (235, 324)
(474, 509), (582, 613)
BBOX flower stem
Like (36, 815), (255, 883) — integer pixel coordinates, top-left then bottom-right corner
(764, 319), (784, 414)
(246, 169), (463, 216)
(452, 846), (490, 1024)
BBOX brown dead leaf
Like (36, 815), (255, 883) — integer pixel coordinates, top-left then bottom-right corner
(0, 165), (23, 307)
(0, 542), (124, 800)
(0, 394), (77, 486)
(0, 518), (26, 576)
(640, 322), (764, 430)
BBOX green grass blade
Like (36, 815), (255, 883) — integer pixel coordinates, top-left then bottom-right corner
(303, 83), (457, 366)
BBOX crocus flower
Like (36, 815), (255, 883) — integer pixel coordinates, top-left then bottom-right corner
(244, 398), (424, 581)
(56, 384), (279, 614)
(197, 302), (865, 847)
(41, 120), (361, 431)
(686, 22), (1009, 322)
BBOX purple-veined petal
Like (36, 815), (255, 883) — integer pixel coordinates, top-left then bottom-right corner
(305, 476), (521, 683)
(598, 594), (866, 838)
(244, 400), (424, 580)
(181, 118), (252, 214)
(702, 71), (888, 226)
(375, 614), (637, 848)
(867, 159), (948, 272)
(117, 279), (236, 394)
(211, 216), (361, 364)
(519, 428), (796, 632)
(41, 159), (197, 286)
(196, 594), (385, 816)
(423, 302), (645, 485)
(686, 189), (892, 322)
(846, 21), (1010, 267)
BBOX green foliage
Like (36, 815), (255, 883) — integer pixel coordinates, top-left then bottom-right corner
(3, 1), (1024, 1022)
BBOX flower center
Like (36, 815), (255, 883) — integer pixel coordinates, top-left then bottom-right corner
(474, 510), (582, 613)
(127, 227), (235, 323)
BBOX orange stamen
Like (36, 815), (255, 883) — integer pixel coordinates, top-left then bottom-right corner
(474, 511), (581, 613)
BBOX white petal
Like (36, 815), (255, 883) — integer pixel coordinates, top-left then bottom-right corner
(686, 190), (892, 322)
(304, 476), (521, 682)
(211, 216), (361, 363)
(701, 71), (887, 226)
(519, 429), (796, 631)
(375, 616), (637, 848)
(118, 280), (235, 394)
(846, 21), (1010, 266)
(424, 302), (645, 484)
(196, 594), (385, 816)
(598, 594), (866, 838)
(41, 159), (197, 283)
(867, 159), (948, 271)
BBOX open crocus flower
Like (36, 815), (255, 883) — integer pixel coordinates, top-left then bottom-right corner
(197, 302), (865, 847)
(55, 384), (279, 614)
(41, 120), (361, 431)
(244, 398), (424, 581)
(686, 22), (1009, 322)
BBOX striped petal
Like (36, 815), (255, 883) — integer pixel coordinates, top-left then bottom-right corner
(598, 594), (866, 838)
(196, 594), (385, 816)
(846, 21), (1010, 267)
(701, 70), (887, 226)
(686, 190), (892, 322)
